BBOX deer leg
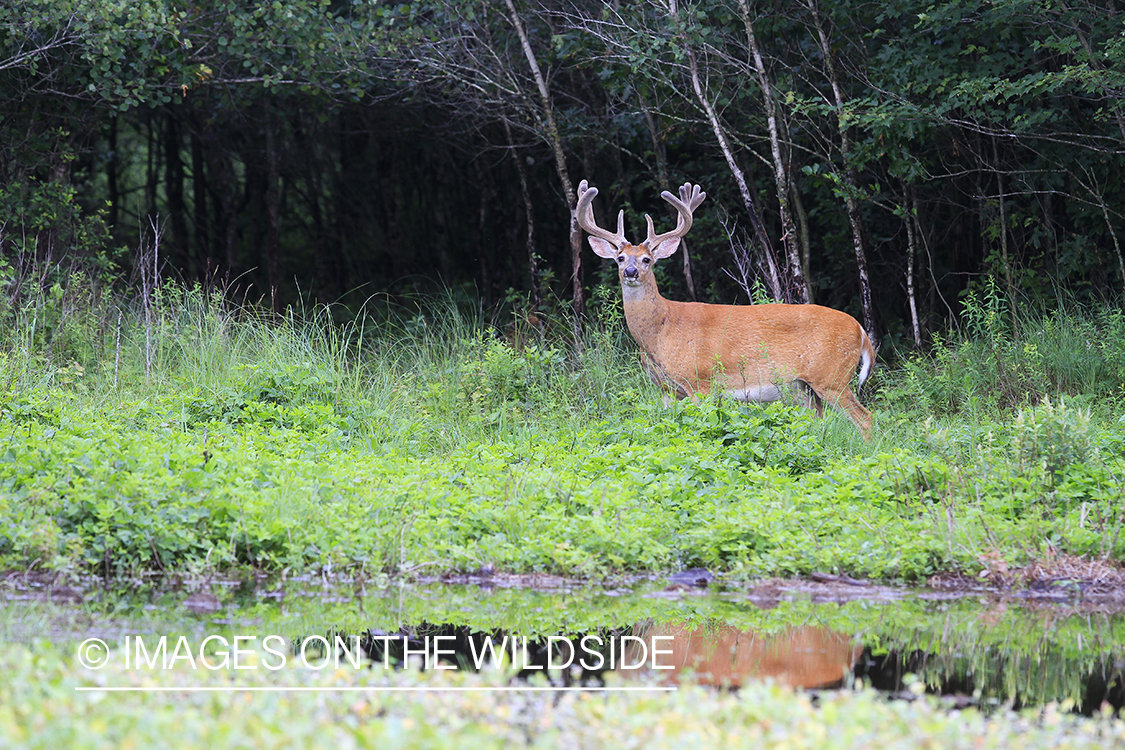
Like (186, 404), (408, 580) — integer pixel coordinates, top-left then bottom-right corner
(794, 381), (824, 417)
(662, 387), (693, 408)
(810, 388), (825, 418)
(816, 387), (873, 438)
(641, 352), (695, 403)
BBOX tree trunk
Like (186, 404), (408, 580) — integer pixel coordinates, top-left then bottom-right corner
(106, 116), (119, 234)
(145, 113), (157, 216)
(665, 0), (785, 302)
(189, 120), (211, 275)
(904, 184), (922, 348)
(642, 98), (696, 300)
(264, 103), (281, 311)
(164, 109), (189, 274)
(203, 142), (240, 276)
(504, 117), (542, 313)
(294, 112), (330, 303)
(737, 0), (808, 303)
(1096, 193), (1125, 302)
(475, 159), (493, 309)
(915, 184), (955, 331)
(992, 137), (1018, 325)
(503, 0), (583, 324)
(807, 0), (875, 338)
(791, 182), (814, 299)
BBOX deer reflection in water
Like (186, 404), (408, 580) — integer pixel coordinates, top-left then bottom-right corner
(622, 622), (861, 688)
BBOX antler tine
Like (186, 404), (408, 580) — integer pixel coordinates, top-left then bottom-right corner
(678, 182), (706, 211)
(644, 182), (706, 249)
(576, 179), (626, 248)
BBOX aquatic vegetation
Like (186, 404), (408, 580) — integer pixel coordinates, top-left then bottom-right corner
(2, 640), (1123, 750)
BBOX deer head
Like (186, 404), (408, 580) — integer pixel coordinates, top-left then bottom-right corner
(577, 180), (705, 289)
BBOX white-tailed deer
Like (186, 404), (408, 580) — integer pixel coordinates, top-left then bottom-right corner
(577, 179), (875, 437)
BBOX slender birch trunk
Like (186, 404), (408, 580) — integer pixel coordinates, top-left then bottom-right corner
(806, 0), (875, 338)
(503, 0), (584, 323)
(664, 0), (785, 302)
(904, 184), (922, 348)
(737, 0), (808, 303)
(1097, 197), (1125, 302)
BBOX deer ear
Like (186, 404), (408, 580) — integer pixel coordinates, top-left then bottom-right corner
(649, 236), (681, 260)
(588, 236), (618, 259)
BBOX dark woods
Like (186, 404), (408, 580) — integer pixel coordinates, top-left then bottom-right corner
(3, 0), (1123, 348)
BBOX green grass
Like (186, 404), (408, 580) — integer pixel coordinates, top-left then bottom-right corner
(1, 270), (1124, 582)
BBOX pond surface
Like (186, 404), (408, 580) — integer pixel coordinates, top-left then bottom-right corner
(2, 573), (1123, 713)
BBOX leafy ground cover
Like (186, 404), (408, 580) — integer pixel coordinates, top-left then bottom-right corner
(1, 279), (1124, 583)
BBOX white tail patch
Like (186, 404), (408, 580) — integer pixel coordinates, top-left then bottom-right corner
(857, 332), (874, 386)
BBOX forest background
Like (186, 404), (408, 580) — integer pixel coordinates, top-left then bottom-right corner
(5, 0), (1124, 348)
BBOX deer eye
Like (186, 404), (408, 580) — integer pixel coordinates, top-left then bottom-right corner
(642, 257), (651, 265)
(616, 255), (625, 263)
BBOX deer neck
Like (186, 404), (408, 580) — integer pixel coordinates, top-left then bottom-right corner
(620, 276), (669, 349)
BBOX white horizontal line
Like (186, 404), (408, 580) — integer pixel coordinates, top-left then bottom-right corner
(75, 686), (678, 693)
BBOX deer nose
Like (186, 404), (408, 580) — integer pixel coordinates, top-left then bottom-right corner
(623, 263), (639, 279)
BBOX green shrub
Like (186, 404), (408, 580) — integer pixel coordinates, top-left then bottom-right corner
(458, 334), (565, 413)
(666, 397), (826, 475)
(1013, 396), (1094, 476)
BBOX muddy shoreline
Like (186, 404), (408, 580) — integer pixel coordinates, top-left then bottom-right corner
(6, 560), (1125, 608)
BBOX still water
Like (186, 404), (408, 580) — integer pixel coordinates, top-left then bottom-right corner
(3, 574), (1122, 712)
